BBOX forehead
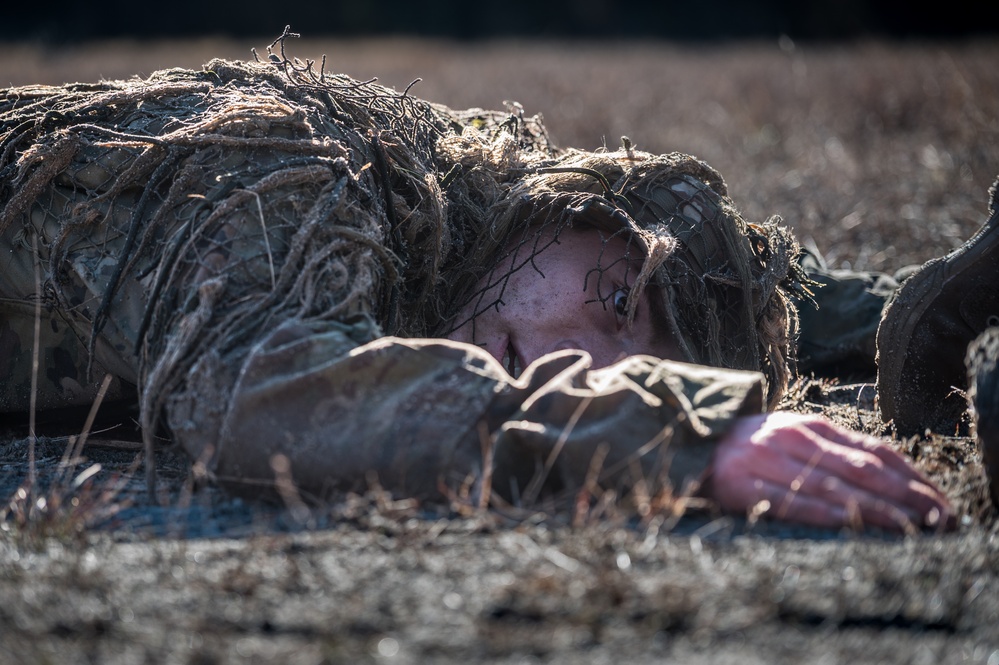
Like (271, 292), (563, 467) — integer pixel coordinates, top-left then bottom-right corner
(561, 225), (645, 273)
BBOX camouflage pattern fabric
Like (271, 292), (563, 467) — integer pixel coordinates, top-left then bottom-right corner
(0, 300), (134, 413)
(0, 43), (772, 506)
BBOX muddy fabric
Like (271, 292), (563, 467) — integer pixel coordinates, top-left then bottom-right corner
(0, 53), (771, 506)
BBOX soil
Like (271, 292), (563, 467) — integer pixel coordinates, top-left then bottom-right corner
(2, 36), (999, 664)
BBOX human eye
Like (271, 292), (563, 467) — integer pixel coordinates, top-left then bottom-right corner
(612, 287), (631, 324)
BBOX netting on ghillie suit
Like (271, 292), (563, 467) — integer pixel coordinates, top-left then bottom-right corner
(0, 31), (802, 454)
(453, 148), (807, 408)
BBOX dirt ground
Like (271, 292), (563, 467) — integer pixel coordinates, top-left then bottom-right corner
(2, 35), (999, 664)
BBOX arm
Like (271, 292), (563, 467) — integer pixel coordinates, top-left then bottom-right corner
(168, 321), (502, 502)
(168, 319), (954, 532)
(167, 318), (764, 506)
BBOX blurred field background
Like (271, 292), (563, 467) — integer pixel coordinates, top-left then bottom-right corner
(3, 32), (997, 277)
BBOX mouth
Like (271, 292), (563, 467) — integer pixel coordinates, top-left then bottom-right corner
(499, 339), (524, 379)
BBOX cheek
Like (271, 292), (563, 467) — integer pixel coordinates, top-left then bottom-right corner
(540, 286), (593, 327)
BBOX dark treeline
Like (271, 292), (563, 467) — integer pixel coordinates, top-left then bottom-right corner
(3, 0), (993, 43)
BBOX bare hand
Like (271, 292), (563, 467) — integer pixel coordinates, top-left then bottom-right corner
(707, 412), (955, 533)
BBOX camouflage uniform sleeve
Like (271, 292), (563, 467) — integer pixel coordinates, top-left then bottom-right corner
(487, 351), (767, 504)
(177, 319), (766, 504)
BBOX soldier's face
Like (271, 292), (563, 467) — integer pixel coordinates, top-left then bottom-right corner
(446, 228), (679, 377)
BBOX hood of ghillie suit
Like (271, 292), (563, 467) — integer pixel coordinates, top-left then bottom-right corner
(437, 148), (806, 408)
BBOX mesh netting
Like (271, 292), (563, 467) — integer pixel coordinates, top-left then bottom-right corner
(448, 148), (807, 407)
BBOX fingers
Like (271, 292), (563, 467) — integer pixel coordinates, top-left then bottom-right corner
(745, 448), (940, 530)
(766, 418), (953, 518)
(712, 413), (956, 533)
(738, 478), (926, 533)
(802, 417), (935, 484)
(722, 437), (924, 528)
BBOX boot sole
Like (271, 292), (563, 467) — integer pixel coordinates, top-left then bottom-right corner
(876, 198), (999, 435)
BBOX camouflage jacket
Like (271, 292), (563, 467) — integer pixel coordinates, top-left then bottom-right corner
(0, 60), (766, 506)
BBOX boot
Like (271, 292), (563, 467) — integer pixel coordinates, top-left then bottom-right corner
(876, 176), (999, 436)
(967, 327), (999, 508)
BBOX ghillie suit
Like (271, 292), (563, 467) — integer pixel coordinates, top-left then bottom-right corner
(0, 36), (551, 416)
(0, 34), (801, 502)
